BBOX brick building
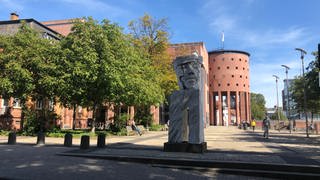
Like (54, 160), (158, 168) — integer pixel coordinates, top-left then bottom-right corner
(168, 44), (251, 126)
(0, 14), (114, 130)
(0, 13), (251, 130)
(208, 50), (251, 126)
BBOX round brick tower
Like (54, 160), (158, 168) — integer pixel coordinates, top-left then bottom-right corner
(208, 50), (250, 126)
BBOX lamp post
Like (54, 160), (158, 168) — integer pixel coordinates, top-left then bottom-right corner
(272, 75), (280, 130)
(281, 65), (291, 133)
(295, 48), (309, 138)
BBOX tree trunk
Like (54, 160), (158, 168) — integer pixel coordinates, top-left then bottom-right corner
(20, 99), (26, 131)
(72, 104), (77, 130)
(40, 98), (45, 132)
(91, 103), (97, 133)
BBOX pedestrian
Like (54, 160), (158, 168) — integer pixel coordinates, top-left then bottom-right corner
(263, 114), (270, 139)
(251, 118), (256, 132)
(131, 121), (142, 136)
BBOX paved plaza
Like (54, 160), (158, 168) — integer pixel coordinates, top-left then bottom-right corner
(1, 126), (320, 179)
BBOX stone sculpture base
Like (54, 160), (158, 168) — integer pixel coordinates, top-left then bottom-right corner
(163, 142), (207, 153)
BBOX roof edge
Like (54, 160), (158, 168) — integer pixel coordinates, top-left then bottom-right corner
(208, 49), (250, 57)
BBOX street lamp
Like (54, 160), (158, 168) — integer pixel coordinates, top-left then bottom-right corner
(272, 74), (280, 130)
(281, 65), (291, 133)
(295, 48), (309, 138)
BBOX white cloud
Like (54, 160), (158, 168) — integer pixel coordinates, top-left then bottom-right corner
(55, 0), (127, 17)
(209, 15), (237, 32)
(0, 0), (24, 11)
(243, 27), (307, 48)
(201, 0), (316, 108)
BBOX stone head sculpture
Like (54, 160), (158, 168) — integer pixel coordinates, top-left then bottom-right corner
(173, 54), (203, 90)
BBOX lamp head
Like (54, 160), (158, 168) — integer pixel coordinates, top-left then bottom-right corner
(295, 48), (307, 54)
(281, 64), (290, 70)
(295, 48), (307, 60)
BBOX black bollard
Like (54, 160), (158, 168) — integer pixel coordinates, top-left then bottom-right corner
(64, 133), (73, 147)
(8, 132), (16, 145)
(37, 132), (45, 145)
(97, 134), (106, 148)
(80, 135), (90, 149)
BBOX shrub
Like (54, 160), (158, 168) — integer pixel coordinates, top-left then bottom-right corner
(149, 124), (165, 131)
(23, 109), (40, 136)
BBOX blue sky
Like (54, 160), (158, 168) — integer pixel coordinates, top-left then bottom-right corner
(1, 0), (319, 108)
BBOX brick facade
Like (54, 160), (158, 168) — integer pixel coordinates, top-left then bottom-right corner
(0, 14), (253, 130)
(208, 50), (251, 126)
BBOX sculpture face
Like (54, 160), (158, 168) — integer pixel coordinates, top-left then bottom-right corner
(173, 55), (202, 90)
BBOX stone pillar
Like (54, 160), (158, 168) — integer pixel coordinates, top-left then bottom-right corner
(227, 91), (231, 126)
(218, 91), (222, 126)
(209, 92), (214, 125)
(247, 92), (251, 121)
(236, 91), (240, 125)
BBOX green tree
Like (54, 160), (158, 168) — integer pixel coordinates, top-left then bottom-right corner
(128, 13), (177, 97)
(250, 93), (266, 120)
(305, 55), (320, 122)
(61, 17), (164, 132)
(0, 23), (62, 132)
(128, 14), (177, 124)
(270, 108), (287, 120)
(291, 54), (320, 121)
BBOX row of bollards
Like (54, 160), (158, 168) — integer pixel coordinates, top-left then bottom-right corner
(7, 132), (106, 149)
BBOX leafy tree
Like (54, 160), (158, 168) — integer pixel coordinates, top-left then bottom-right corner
(61, 17), (164, 132)
(128, 14), (177, 124)
(290, 51), (319, 137)
(291, 54), (320, 122)
(305, 55), (320, 122)
(0, 23), (62, 132)
(270, 108), (287, 120)
(250, 93), (266, 120)
(0, 35), (14, 99)
(128, 13), (177, 97)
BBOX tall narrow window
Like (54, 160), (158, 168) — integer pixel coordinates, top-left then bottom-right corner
(36, 100), (43, 110)
(13, 98), (21, 108)
(49, 100), (54, 111)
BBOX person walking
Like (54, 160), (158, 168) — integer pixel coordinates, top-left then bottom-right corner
(263, 115), (270, 139)
(251, 118), (256, 132)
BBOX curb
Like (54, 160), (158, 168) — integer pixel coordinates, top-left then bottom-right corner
(57, 151), (320, 178)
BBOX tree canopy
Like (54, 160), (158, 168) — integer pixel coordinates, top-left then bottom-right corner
(128, 13), (178, 97)
(59, 17), (164, 131)
(0, 23), (62, 102)
(250, 92), (266, 120)
(291, 53), (320, 116)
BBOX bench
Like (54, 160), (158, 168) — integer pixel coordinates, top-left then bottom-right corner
(137, 125), (147, 134)
(126, 126), (135, 136)
(126, 125), (147, 136)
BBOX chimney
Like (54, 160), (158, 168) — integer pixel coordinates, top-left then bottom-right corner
(10, 12), (19, 20)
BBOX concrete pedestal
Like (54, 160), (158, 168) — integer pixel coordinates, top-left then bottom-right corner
(163, 142), (207, 153)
